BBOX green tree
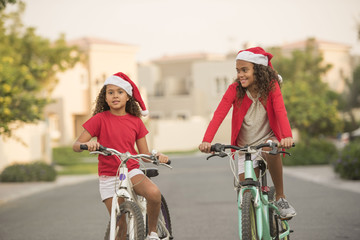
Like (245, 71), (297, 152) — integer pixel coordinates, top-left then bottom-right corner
(270, 38), (343, 138)
(340, 65), (360, 138)
(0, 2), (81, 137)
(0, 0), (17, 10)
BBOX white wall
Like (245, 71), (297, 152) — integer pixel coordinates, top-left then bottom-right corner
(0, 121), (51, 171)
(147, 117), (207, 152)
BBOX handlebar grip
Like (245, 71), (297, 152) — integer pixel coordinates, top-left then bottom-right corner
(80, 144), (88, 150)
(210, 143), (223, 152)
(80, 144), (106, 151)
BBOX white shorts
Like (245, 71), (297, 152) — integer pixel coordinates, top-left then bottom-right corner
(237, 151), (262, 175)
(99, 168), (144, 201)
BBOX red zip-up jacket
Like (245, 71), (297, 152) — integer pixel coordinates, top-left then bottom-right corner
(202, 81), (292, 146)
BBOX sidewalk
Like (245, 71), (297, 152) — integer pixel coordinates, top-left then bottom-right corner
(0, 165), (359, 206)
(0, 174), (97, 205)
(283, 165), (360, 194)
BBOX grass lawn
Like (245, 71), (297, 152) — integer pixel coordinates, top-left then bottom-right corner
(53, 146), (98, 175)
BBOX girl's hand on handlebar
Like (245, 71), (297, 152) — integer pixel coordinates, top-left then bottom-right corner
(83, 141), (100, 152)
(157, 153), (169, 164)
(199, 142), (212, 153)
(280, 137), (294, 149)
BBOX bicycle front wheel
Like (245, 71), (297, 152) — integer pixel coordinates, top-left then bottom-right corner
(242, 191), (259, 240)
(104, 201), (145, 240)
(146, 194), (173, 239)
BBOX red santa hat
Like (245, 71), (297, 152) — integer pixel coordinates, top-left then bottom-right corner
(236, 47), (283, 82)
(104, 72), (149, 116)
(236, 47), (274, 68)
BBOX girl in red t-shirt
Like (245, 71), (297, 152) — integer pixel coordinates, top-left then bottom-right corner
(199, 47), (296, 219)
(73, 72), (168, 240)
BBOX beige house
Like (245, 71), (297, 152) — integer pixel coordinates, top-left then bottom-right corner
(0, 38), (139, 171)
(47, 37), (139, 147)
(139, 53), (236, 151)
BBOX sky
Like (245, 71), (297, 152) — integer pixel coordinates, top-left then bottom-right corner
(9, 0), (360, 62)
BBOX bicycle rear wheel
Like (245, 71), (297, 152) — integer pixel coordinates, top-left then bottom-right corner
(104, 201), (145, 240)
(242, 191), (259, 240)
(269, 186), (290, 240)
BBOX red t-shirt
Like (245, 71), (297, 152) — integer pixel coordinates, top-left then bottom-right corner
(83, 111), (149, 176)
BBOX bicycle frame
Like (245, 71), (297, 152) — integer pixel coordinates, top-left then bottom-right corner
(109, 162), (139, 239)
(238, 151), (289, 239)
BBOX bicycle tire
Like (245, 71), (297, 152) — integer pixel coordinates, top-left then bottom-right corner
(104, 201), (145, 240)
(269, 186), (290, 240)
(158, 194), (173, 239)
(146, 194), (173, 239)
(242, 191), (259, 240)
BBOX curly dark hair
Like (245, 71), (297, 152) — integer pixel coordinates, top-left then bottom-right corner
(235, 63), (281, 103)
(92, 86), (142, 117)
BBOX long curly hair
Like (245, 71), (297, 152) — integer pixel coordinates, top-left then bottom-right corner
(235, 63), (281, 103)
(92, 86), (142, 117)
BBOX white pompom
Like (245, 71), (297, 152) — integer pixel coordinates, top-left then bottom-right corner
(141, 110), (149, 116)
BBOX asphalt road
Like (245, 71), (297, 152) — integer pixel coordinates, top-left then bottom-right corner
(0, 155), (359, 240)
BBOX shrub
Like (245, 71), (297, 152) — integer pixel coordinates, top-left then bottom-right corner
(333, 140), (360, 180)
(0, 161), (57, 182)
(283, 138), (338, 166)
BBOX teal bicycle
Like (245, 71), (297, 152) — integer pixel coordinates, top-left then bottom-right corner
(207, 141), (293, 240)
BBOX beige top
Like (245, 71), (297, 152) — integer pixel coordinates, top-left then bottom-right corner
(237, 90), (275, 148)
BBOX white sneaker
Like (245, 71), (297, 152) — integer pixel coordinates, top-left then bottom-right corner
(146, 232), (160, 240)
(275, 198), (297, 218)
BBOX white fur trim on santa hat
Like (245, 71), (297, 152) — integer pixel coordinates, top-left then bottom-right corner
(104, 75), (133, 96)
(236, 51), (268, 67)
(141, 110), (149, 116)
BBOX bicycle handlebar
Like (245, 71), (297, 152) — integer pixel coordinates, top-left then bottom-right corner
(207, 141), (294, 160)
(80, 144), (172, 166)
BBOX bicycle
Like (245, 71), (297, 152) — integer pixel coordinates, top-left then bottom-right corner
(80, 144), (173, 240)
(206, 140), (294, 240)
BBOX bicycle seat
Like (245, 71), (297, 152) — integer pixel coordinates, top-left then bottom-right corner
(141, 168), (159, 178)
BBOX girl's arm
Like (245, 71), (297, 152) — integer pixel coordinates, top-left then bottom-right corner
(72, 129), (99, 152)
(136, 137), (169, 164)
(271, 82), (293, 148)
(202, 83), (237, 143)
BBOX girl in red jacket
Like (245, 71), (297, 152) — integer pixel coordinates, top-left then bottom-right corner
(199, 47), (296, 218)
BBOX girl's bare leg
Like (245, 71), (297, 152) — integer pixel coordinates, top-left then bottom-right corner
(132, 174), (161, 235)
(264, 153), (285, 200)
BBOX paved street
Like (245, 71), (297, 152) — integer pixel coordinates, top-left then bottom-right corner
(0, 155), (359, 239)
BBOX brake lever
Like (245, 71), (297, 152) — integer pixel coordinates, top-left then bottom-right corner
(278, 151), (291, 156)
(206, 152), (227, 160)
(90, 151), (112, 156)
